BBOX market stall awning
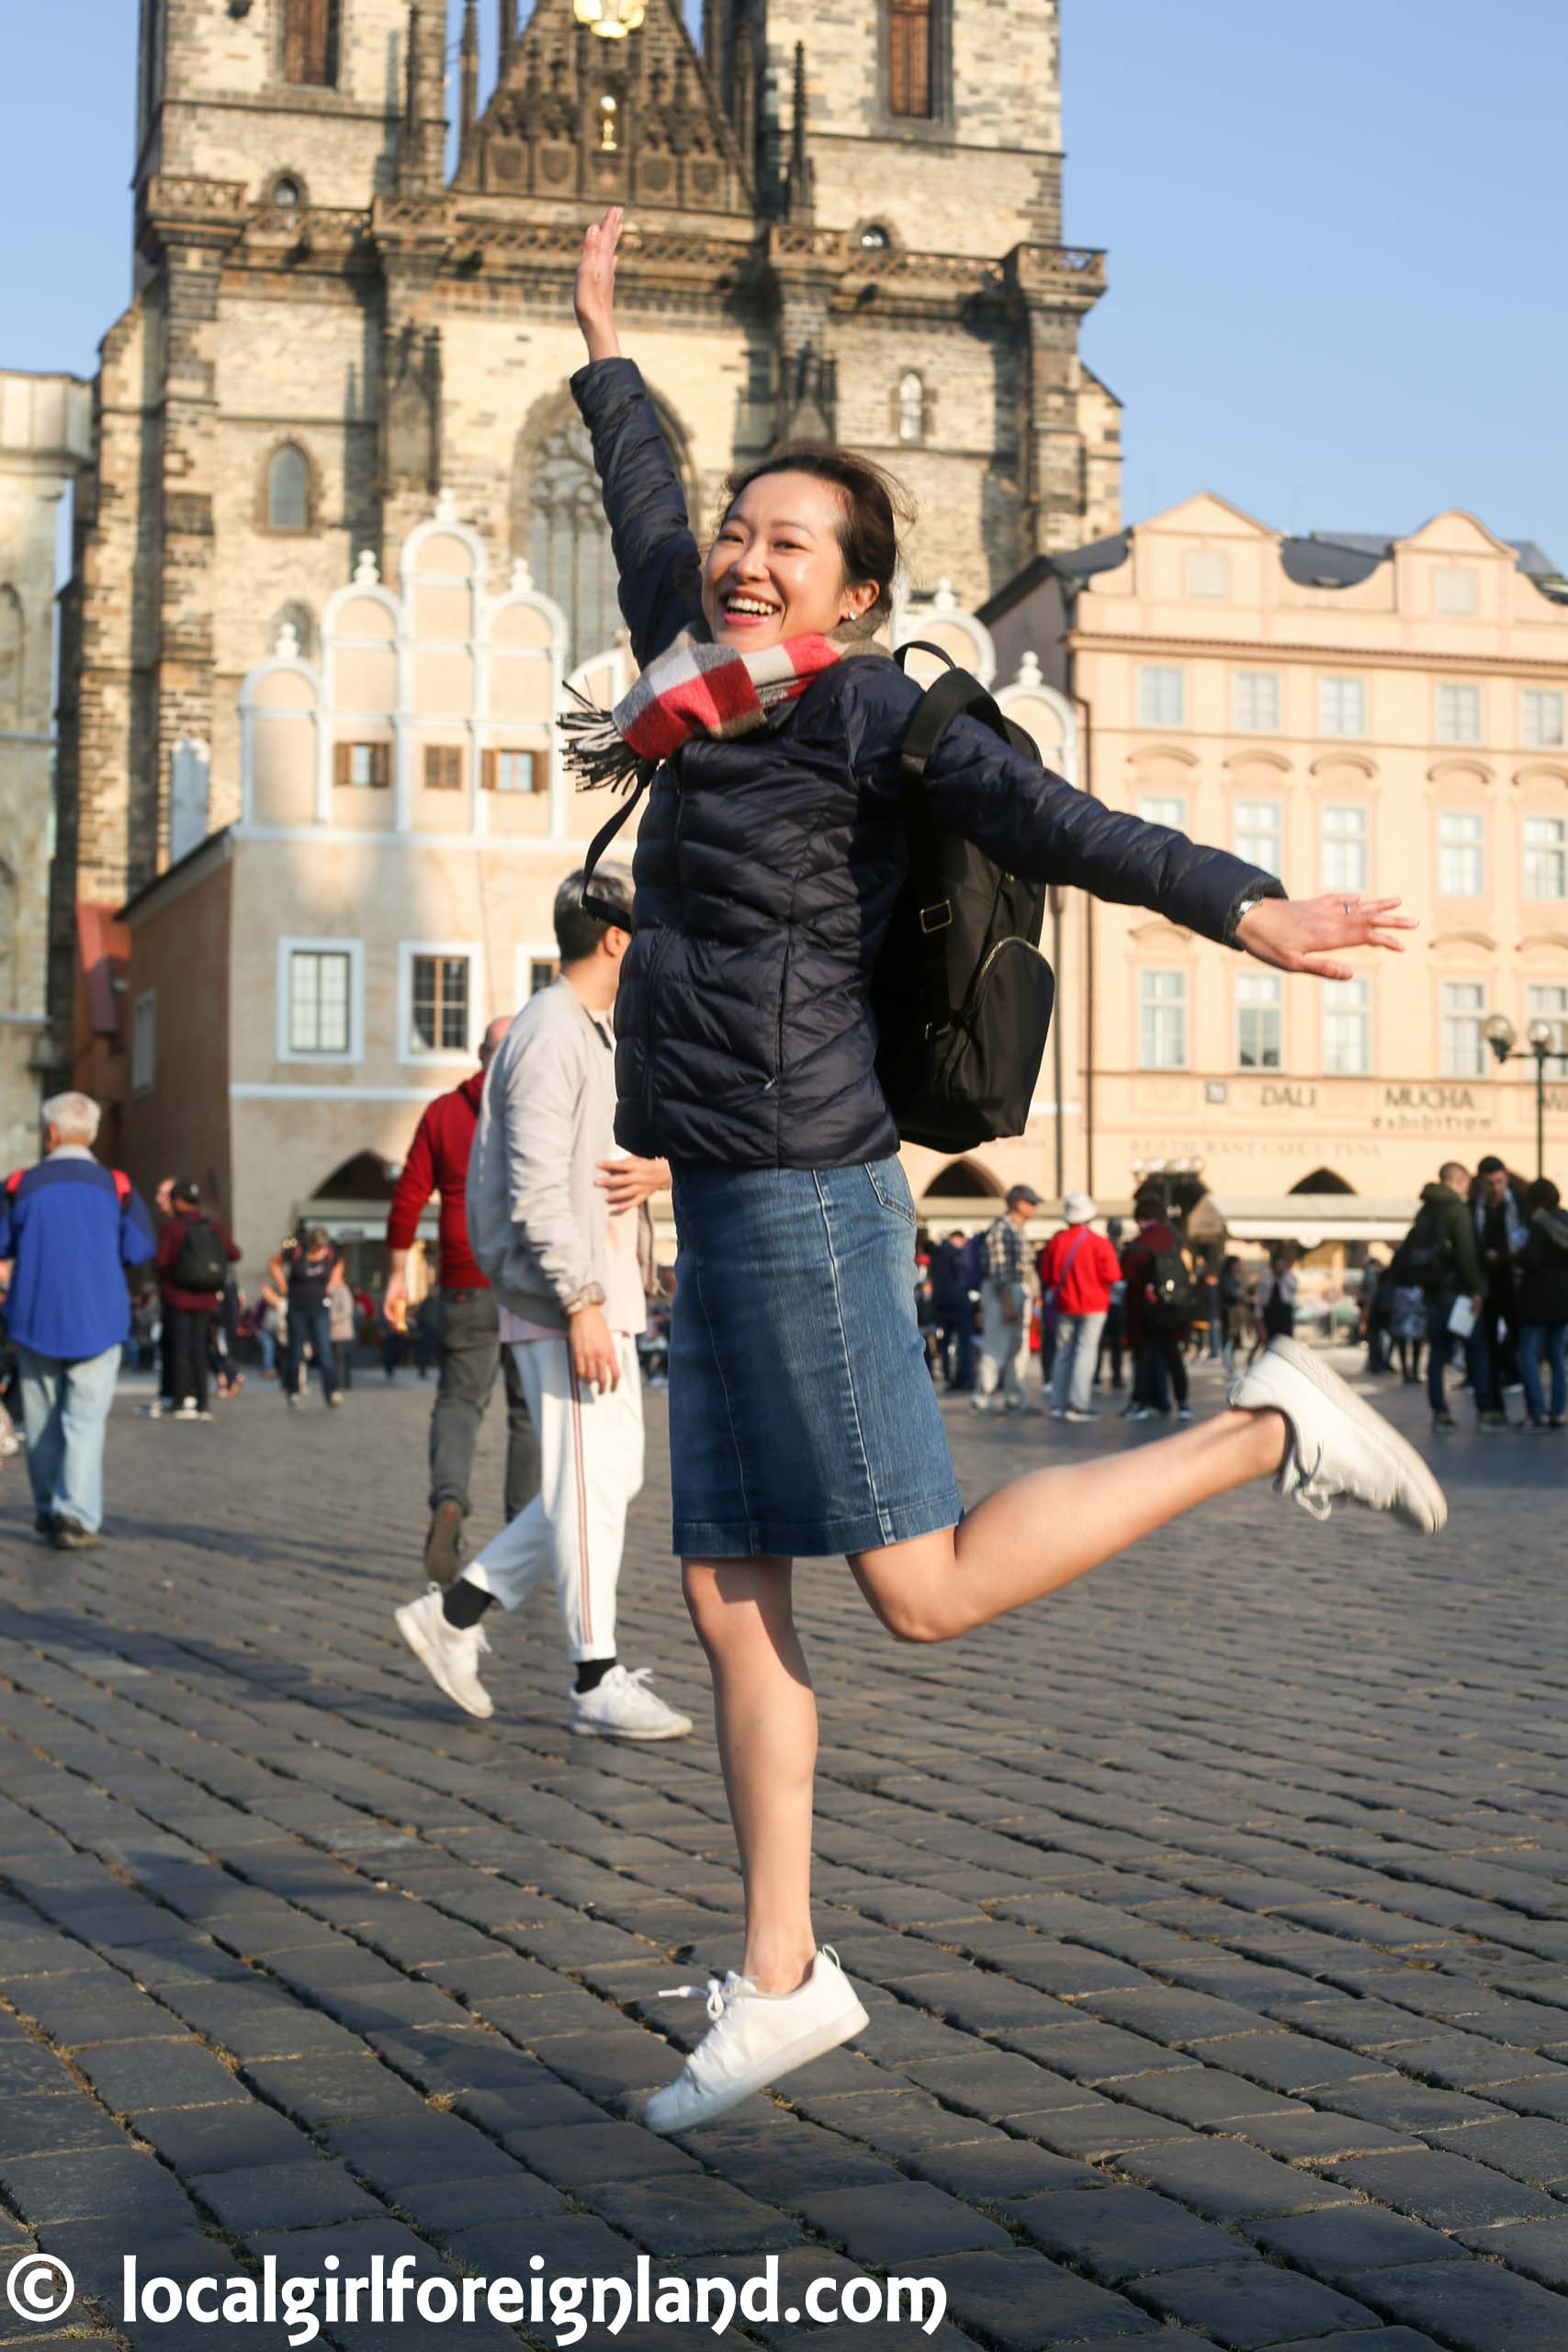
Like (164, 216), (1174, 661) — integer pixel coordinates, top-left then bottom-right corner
(1188, 1194), (1414, 1250)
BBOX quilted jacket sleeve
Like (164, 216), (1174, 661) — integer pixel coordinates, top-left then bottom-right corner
(836, 666), (1286, 947)
(571, 357), (705, 667)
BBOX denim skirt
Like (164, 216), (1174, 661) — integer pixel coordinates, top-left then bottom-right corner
(668, 1156), (963, 1559)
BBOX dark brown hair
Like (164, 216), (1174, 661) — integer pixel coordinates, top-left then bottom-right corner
(717, 445), (914, 623)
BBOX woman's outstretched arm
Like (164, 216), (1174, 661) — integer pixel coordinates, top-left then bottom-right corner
(570, 207), (703, 666)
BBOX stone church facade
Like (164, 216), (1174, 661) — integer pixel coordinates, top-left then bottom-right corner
(51, 0), (1119, 1132)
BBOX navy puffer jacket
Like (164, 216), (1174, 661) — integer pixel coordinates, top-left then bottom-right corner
(573, 359), (1283, 1171)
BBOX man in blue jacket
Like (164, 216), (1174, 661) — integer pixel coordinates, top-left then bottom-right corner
(0, 1091), (155, 1548)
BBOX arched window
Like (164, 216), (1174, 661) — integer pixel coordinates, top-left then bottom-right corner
(281, 0), (339, 87)
(266, 445), (310, 533)
(0, 585), (22, 728)
(898, 371), (926, 445)
(888, 0), (933, 117)
(271, 174), (304, 209)
(525, 417), (620, 668)
(270, 600), (315, 661)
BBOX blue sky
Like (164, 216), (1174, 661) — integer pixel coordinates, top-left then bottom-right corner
(5, 1), (1563, 564)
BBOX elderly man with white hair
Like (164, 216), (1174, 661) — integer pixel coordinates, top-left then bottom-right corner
(0, 1092), (155, 1548)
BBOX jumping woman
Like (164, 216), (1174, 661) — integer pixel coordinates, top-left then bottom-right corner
(566, 209), (1446, 2134)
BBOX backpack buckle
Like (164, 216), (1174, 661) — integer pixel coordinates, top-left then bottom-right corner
(919, 901), (953, 934)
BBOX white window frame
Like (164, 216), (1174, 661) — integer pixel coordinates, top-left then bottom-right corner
(1321, 804), (1369, 894)
(1524, 814), (1568, 902)
(1139, 968), (1189, 1070)
(1232, 671), (1281, 733)
(1439, 980), (1487, 1080)
(1136, 664), (1186, 728)
(1323, 977), (1371, 1077)
(1137, 793), (1187, 833)
(1184, 550), (1230, 599)
(513, 940), (562, 1006)
(1522, 690), (1566, 750)
(1527, 983), (1568, 1056)
(399, 940), (484, 1068)
(1437, 683), (1483, 744)
(1235, 972), (1282, 1071)
(1318, 675), (1366, 738)
(1438, 809), (1484, 898)
(131, 989), (156, 1098)
(276, 936), (365, 1066)
(1235, 797), (1284, 876)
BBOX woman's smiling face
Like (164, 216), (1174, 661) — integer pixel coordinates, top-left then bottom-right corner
(702, 470), (877, 650)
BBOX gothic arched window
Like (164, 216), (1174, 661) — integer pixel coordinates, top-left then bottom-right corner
(282, 0), (340, 88)
(888, 0), (933, 118)
(527, 418), (620, 669)
(898, 372), (926, 445)
(265, 444), (310, 533)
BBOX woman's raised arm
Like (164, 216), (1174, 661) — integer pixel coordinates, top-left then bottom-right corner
(569, 208), (703, 665)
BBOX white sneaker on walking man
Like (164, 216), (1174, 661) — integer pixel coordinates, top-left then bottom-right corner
(395, 866), (690, 1740)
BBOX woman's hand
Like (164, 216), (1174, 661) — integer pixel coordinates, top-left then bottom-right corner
(595, 1154), (670, 1214)
(1235, 893), (1416, 982)
(574, 206), (624, 363)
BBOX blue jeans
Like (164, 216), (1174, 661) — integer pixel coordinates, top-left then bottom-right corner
(16, 1341), (121, 1532)
(285, 1304), (336, 1401)
(1517, 1323), (1567, 1423)
(1426, 1293), (1457, 1415)
(257, 1327), (276, 1376)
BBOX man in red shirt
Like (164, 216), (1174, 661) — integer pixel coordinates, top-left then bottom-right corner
(1036, 1193), (1122, 1422)
(152, 1182), (242, 1421)
(386, 1015), (539, 1583)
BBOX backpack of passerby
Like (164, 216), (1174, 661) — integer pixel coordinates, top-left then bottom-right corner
(170, 1211), (229, 1294)
(1392, 1198), (1452, 1291)
(1144, 1239), (1196, 1330)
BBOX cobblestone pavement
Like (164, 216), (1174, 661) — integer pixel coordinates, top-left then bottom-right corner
(2, 1350), (1567, 2351)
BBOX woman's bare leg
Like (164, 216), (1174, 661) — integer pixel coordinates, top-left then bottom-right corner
(850, 1406), (1287, 1643)
(682, 1559), (817, 1994)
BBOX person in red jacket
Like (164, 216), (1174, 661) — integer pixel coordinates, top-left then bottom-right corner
(1037, 1193), (1123, 1422)
(153, 1182), (241, 1421)
(385, 1014), (540, 1583)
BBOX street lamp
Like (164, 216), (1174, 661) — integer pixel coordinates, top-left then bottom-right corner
(1483, 1011), (1566, 1181)
(573, 0), (647, 33)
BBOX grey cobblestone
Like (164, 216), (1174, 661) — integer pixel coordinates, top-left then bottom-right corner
(3, 1361), (1568, 2346)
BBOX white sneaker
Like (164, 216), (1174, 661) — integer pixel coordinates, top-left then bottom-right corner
(395, 1586), (493, 1719)
(174, 1399), (202, 1421)
(570, 1664), (692, 1741)
(644, 1947), (869, 2134)
(1229, 1336), (1447, 1534)
(1064, 1408), (1096, 1424)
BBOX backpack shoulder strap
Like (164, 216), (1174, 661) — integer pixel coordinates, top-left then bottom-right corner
(111, 1170), (131, 1208)
(577, 778), (649, 930)
(4, 1169), (22, 1201)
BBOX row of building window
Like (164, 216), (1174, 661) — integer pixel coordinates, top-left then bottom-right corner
(1136, 663), (1564, 748)
(333, 744), (544, 795)
(1137, 973), (1568, 1080)
(1183, 551), (1501, 619)
(1138, 793), (1568, 900)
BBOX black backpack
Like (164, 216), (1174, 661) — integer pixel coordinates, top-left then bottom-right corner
(171, 1216), (227, 1294)
(1145, 1243), (1197, 1330)
(1393, 1200), (1450, 1290)
(576, 644), (1055, 1150)
(867, 645), (1055, 1151)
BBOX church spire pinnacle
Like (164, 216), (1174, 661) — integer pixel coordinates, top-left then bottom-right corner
(785, 40), (814, 224)
(458, 0), (481, 174)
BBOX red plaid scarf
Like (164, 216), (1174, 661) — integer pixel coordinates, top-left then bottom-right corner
(561, 630), (842, 796)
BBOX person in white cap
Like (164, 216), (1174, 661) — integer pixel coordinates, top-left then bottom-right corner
(1038, 1193), (1122, 1422)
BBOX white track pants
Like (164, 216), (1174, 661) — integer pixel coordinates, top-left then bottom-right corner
(465, 1335), (643, 1663)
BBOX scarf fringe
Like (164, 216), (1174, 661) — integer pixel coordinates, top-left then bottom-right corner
(559, 684), (660, 797)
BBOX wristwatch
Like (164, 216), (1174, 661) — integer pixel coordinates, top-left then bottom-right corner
(1225, 893), (1266, 948)
(563, 1283), (606, 1317)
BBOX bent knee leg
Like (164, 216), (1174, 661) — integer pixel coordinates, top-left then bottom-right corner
(850, 1532), (965, 1645)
